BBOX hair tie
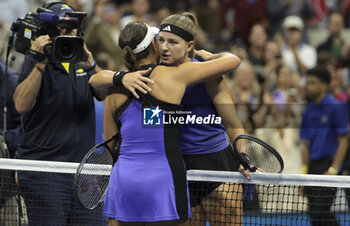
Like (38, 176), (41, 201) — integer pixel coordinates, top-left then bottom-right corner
(124, 41), (131, 47)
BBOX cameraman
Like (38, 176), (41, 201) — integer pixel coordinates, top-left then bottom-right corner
(13, 2), (105, 225)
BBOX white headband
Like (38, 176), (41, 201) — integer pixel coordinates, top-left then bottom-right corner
(133, 24), (159, 54)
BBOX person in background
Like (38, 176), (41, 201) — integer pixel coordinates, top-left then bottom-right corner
(317, 12), (349, 69)
(13, 2), (105, 225)
(120, 0), (155, 28)
(267, 0), (314, 40)
(300, 66), (348, 226)
(281, 15), (317, 85)
(84, 0), (125, 71)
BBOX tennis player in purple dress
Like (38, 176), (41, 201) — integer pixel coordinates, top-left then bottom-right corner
(104, 74), (190, 222)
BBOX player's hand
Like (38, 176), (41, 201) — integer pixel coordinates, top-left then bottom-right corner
(238, 164), (251, 180)
(122, 68), (154, 99)
(194, 49), (214, 61)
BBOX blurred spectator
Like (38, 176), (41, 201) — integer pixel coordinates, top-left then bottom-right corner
(341, 0), (350, 27)
(317, 50), (349, 104)
(301, 66), (348, 225)
(27, 0), (45, 12)
(255, 66), (303, 175)
(226, 61), (261, 133)
(281, 15), (317, 85)
(317, 12), (349, 69)
(247, 23), (268, 66)
(227, 61), (261, 105)
(267, 0), (314, 40)
(0, 0), (27, 26)
(120, 0), (155, 28)
(0, 0), (28, 71)
(305, 0), (343, 28)
(84, 0), (125, 70)
(329, 68), (348, 104)
(263, 40), (283, 92)
(255, 64), (302, 129)
(153, 5), (171, 27)
(170, 0), (192, 13)
(221, 0), (268, 44)
(193, 0), (224, 50)
(247, 23), (268, 84)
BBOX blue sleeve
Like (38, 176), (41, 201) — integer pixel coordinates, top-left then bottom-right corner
(300, 109), (310, 140)
(334, 103), (349, 135)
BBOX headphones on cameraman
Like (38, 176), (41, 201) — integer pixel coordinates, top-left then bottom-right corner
(41, 1), (86, 37)
(42, 1), (76, 13)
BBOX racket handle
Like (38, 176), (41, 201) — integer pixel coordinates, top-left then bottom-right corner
(243, 184), (255, 201)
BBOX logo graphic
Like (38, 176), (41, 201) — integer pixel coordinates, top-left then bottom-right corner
(143, 106), (162, 126)
(162, 26), (171, 31)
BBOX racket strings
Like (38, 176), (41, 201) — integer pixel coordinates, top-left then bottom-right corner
(236, 139), (282, 173)
(76, 145), (113, 209)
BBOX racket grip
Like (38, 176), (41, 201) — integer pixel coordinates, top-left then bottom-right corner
(243, 184), (255, 201)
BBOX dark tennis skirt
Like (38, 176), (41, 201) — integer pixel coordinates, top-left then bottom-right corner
(183, 145), (240, 207)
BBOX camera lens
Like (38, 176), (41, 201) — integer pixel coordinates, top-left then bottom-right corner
(59, 42), (74, 60)
(52, 36), (83, 63)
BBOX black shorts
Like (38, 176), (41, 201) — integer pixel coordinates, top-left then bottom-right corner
(183, 145), (240, 207)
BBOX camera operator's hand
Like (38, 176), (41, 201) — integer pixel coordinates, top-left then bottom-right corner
(78, 43), (97, 71)
(31, 35), (50, 55)
(30, 35), (51, 63)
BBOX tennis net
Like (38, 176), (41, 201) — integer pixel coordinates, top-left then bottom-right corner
(0, 158), (350, 226)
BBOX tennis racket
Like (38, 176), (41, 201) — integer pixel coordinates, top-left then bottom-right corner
(233, 134), (284, 174)
(73, 132), (121, 210)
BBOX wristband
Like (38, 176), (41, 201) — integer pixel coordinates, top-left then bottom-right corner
(29, 49), (46, 62)
(85, 61), (97, 72)
(35, 63), (45, 73)
(113, 71), (128, 86)
(327, 166), (338, 175)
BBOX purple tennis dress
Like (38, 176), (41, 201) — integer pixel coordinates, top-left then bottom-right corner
(104, 90), (190, 222)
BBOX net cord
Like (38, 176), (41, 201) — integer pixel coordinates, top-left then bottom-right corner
(1, 158), (350, 188)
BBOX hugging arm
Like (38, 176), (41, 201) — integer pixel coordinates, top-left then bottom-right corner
(175, 51), (241, 85)
(89, 68), (153, 99)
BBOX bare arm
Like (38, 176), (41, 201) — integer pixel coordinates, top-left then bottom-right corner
(292, 48), (308, 75)
(13, 62), (44, 113)
(174, 51), (241, 85)
(13, 35), (50, 113)
(89, 68), (153, 99)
